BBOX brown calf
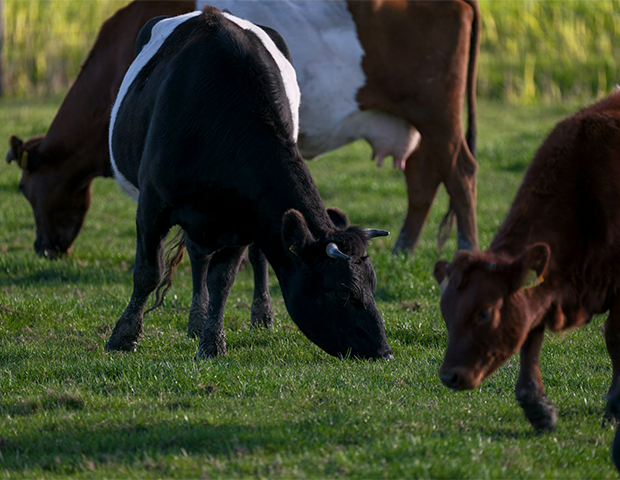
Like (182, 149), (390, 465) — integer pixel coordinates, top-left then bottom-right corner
(6, 0), (194, 258)
(434, 91), (620, 431)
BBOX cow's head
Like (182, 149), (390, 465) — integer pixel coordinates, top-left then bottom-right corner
(7, 135), (93, 259)
(278, 208), (393, 360)
(433, 244), (550, 390)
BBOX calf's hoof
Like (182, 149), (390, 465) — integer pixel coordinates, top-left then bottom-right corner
(516, 389), (557, 432)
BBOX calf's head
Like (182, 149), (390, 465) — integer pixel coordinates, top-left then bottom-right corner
(7, 135), (92, 259)
(433, 244), (550, 390)
(279, 208), (393, 360)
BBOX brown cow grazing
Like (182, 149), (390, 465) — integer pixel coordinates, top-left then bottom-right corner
(434, 91), (620, 432)
(5, 0), (195, 258)
(7, 0), (480, 257)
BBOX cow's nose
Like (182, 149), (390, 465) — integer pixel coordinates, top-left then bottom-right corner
(439, 372), (460, 389)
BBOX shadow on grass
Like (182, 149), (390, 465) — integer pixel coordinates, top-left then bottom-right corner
(0, 413), (375, 474)
(0, 266), (129, 288)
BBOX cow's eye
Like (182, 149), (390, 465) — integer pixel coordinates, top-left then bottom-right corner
(477, 308), (493, 324)
(335, 290), (349, 301)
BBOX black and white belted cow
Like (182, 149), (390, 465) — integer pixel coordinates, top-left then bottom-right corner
(106, 6), (393, 360)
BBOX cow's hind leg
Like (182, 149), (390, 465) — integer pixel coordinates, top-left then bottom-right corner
(106, 201), (169, 352)
(249, 244), (274, 328)
(515, 324), (557, 432)
(393, 143), (442, 254)
(186, 235), (211, 338)
(443, 140), (478, 251)
(196, 245), (246, 359)
(604, 297), (620, 422)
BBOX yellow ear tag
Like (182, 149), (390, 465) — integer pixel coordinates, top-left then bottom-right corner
(521, 269), (543, 290)
(19, 150), (28, 169)
(440, 276), (450, 296)
(288, 243), (300, 258)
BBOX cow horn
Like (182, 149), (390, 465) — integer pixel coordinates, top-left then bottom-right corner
(364, 229), (390, 239)
(326, 242), (351, 260)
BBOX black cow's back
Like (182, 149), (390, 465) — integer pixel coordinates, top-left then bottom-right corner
(111, 7), (296, 198)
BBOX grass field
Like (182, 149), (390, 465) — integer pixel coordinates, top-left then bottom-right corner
(5, 0), (620, 103)
(0, 96), (618, 478)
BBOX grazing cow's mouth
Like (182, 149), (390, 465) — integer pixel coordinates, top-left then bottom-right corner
(438, 366), (484, 391)
(34, 232), (71, 259)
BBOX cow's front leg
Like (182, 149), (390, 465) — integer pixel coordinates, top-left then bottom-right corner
(106, 206), (168, 352)
(393, 143), (442, 254)
(249, 244), (274, 328)
(515, 324), (557, 432)
(196, 246), (246, 359)
(604, 297), (620, 421)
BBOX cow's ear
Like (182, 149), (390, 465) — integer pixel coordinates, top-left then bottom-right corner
(7, 135), (44, 172)
(7, 135), (23, 164)
(516, 243), (550, 290)
(326, 207), (349, 230)
(434, 260), (451, 284)
(434, 260), (452, 295)
(282, 209), (315, 258)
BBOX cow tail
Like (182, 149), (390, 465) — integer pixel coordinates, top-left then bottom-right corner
(464, 0), (480, 158)
(437, 200), (456, 252)
(145, 227), (186, 314)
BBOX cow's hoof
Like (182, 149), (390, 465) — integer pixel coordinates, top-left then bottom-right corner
(251, 300), (274, 328)
(187, 318), (204, 339)
(195, 342), (226, 359)
(516, 389), (557, 432)
(391, 232), (415, 256)
(105, 336), (137, 352)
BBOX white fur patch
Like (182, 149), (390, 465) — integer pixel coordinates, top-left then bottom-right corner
(109, 11), (202, 201)
(197, 2), (420, 167)
(222, 12), (300, 140)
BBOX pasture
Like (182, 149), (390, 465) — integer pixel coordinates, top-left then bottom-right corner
(0, 95), (618, 478)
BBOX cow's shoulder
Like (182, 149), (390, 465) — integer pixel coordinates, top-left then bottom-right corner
(135, 16), (171, 58)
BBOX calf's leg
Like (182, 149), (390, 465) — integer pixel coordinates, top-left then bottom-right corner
(249, 244), (274, 328)
(106, 204), (168, 352)
(515, 324), (557, 432)
(196, 245), (246, 359)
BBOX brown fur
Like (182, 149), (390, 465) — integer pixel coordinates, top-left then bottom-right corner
(7, 0), (195, 258)
(348, 0), (480, 252)
(434, 91), (620, 431)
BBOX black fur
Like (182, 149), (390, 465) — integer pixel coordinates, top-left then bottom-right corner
(106, 6), (392, 360)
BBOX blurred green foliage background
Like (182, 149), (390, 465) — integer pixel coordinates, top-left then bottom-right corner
(3, 0), (620, 102)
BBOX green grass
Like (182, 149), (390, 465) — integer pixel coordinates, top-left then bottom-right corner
(5, 0), (620, 102)
(0, 96), (617, 478)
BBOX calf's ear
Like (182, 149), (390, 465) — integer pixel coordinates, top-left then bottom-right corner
(282, 209), (314, 258)
(517, 243), (550, 290)
(326, 207), (349, 230)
